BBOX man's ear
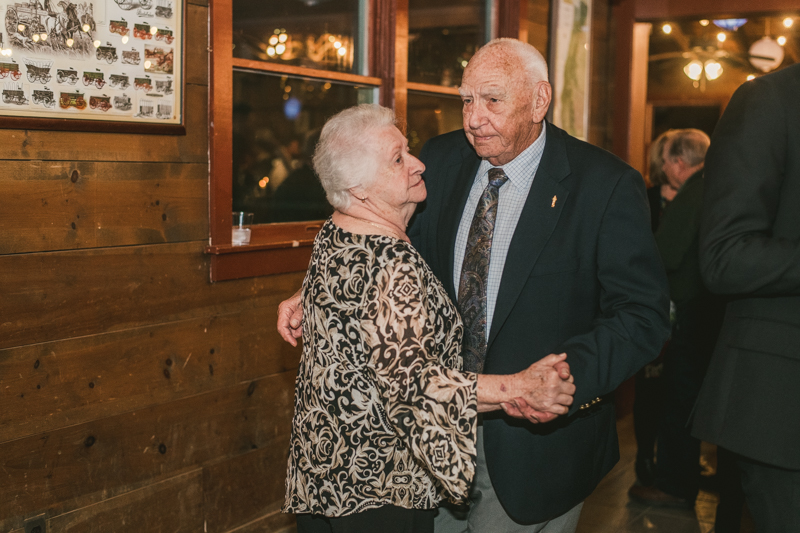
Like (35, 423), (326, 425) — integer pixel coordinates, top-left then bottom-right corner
(532, 81), (552, 123)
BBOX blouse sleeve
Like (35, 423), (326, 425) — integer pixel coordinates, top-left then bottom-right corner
(360, 244), (478, 504)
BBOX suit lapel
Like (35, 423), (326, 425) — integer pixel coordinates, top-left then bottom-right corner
(488, 123), (571, 347)
(438, 144), (481, 301)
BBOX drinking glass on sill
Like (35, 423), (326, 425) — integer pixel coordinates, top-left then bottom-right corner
(232, 211), (254, 246)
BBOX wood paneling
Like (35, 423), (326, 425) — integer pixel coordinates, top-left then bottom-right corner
(0, 242), (305, 350)
(0, 161), (207, 254)
(0, 373), (295, 530)
(48, 470), (204, 533)
(0, 310), (301, 444)
(0, 84), (207, 163)
(223, 504), (296, 533)
(185, 4), (210, 87)
(203, 435), (291, 533)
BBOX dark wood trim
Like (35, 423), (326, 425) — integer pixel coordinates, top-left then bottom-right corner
(372, 0), (397, 110)
(394, 0), (408, 126)
(612, 0), (635, 161)
(406, 82), (461, 96)
(231, 58), (382, 86)
(209, 0), (233, 250)
(497, 0), (521, 38)
(0, 117), (187, 134)
(208, 245), (312, 281)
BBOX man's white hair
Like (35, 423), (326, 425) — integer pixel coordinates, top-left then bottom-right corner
(470, 38), (549, 84)
(313, 104), (396, 211)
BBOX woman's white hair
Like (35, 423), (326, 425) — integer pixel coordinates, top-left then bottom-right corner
(470, 38), (549, 84)
(313, 104), (396, 210)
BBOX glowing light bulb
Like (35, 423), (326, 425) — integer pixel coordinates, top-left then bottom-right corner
(144, 60), (152, 68)
(328, 35), (335, 42)
(777, 36), (787, 46)
(783, 17), (793, 28)
(150, 26), (158, 34)
(268, 35), (278, 45)
(747, 74), (756, 80)
(275, 43), (285, 54)
(266, 46), (275, 57)
(66, 38), (74, 47)
(333, 41), (342, 49)
(32, 34), (40, 42)
(278, 33), (287, 43)
(704, 60), (723, 80)
(121, 35), (128, 44)
(82, 24), (90, 32)
(18, 23), (25, 32)
(699, 19), (710, 26)
(337, 47), (346, 56)
(662, 23), (672, 34)
(717, 32), (726, 42)
(93, 39), (101, 48)
(40, 33), (47, 41)
(684, 60), (703, 80)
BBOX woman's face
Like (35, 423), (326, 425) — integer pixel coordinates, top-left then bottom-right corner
(363, 126), (427, 212)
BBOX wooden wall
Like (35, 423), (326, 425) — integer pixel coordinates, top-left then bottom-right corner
(0, 1), (303, 531)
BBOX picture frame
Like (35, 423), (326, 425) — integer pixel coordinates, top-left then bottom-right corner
(0, 0), (183, 133)
(548, 0), (592, 141)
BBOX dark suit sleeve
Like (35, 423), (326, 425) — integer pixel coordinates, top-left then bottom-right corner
(700, 79), (800, 296)
(561, 169), (671, 409)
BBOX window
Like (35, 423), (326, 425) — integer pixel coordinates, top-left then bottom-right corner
(207, 0), (525, 281)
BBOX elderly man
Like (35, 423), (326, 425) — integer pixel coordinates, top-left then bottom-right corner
(279, 38), (669, 532)
(629, 129), (726, 509)
(691, 63), (800, 533)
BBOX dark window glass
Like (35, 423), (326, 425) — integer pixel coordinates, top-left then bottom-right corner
(232, 71), (374, 223)
(233, 0), (362, 74)
(408, 0), (487, 87)
(406, 91), (464, 156)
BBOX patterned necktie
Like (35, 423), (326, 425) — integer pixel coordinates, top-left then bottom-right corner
(458, 168), (508, 373)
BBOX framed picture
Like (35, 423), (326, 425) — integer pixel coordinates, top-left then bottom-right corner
(548, 0), (591, 141)
(0, 0), (183, 133)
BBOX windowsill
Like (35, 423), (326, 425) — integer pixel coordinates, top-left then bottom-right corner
(205, 221), (323, 282)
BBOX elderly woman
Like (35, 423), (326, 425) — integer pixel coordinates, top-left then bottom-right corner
(283, 104), (574, 533)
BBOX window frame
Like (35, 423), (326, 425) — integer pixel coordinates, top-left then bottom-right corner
(206, 0), (517, 281)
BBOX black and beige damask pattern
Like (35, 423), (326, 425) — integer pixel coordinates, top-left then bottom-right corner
(284, 219), (478, 517)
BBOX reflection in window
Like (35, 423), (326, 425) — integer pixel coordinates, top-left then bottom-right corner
(233, 0), (363, 74)
(406, 91), (464, 156)
(408, 0), (487, 86)
(232, 72), (373, 223)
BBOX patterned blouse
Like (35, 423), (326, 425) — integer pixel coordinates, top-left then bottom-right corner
(284, 219), (478, 517)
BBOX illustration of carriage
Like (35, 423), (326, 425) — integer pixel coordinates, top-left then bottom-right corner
(0, 61), (21, 80)
(109, 73), (129, 89)
(113, 0), (152, 11)
(122, 48), (140, 65)
(137, 98), (153, 117)
(155, 79), (172, 94)
(24, 58), (52, 83)
(59, 90), (86, 109)
(154, 27), (173, 44)
(156, 101), (171, 119)
(155, 0), (172, 18)
(2, 81), (27, 104)
(109, 19), (129, 36)
(113, 93), (131, 111)
(82, 70), (105, 88)
(133, 22), (152, 40)
(96, 44), (118, 64)
(32, 88), (54, 107)
(89, 94), (111, 111)
(6, 2), (48, 41)
(133, 76), (151, 91)
(57, 67), (78, 84)
(6, 1), (95, 50)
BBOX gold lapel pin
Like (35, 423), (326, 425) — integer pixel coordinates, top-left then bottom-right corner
(551, 195), (557, 208)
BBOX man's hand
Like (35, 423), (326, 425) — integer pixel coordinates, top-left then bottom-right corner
(512, 353), (575, 416)
(277, 289), (303, 346)
(500, 399), (559, 423)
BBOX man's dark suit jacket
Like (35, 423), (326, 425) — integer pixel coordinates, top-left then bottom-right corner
(410, 121), (670, 523)
(692, 63), (800, 471)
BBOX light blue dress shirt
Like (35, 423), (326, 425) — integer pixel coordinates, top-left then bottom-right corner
(453, 126), (547, 336)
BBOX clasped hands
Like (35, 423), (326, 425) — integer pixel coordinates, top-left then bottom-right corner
(277, 291), (575, 425)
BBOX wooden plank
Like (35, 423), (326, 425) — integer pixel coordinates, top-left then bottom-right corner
(0, 372), (295, 528)
(0, 242), (305, 350)
(203, 434), (291, 533)
(224, 504), (296, 533)
(186, 4), (209, 87)
(0, 161), (207, 254)
(48, 470), (204, 533)
(0, 307), (300, 444)
(0, 84), (207, 163)
(231, 58), (382, 87)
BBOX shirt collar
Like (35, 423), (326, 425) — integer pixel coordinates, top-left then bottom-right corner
(476, 124), (547, 192)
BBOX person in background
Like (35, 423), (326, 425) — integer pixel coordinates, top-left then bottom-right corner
(692, 63), (800, 533)
(281, 39), (669, 532)
(283, 104), (576, 533)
